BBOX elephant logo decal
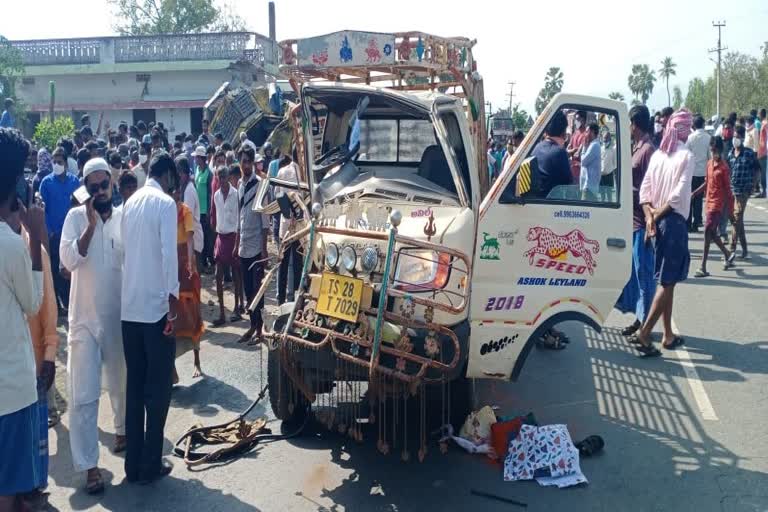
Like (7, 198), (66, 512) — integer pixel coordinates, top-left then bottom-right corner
(480, 232), (501, 260)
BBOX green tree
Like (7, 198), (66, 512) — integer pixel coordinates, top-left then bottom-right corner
(608, 91), (625, 102)
(33, 116), (75, 152)
(511, 104), (530, 133)
(659, 57), (677, 107)
(108, 0), (246, 35)
(627, 64), (656, 105)
(0, 35), (24, 101)
(535, 67), (564, 114)
(672, 85), (683, 109)
(684, 77), (716, 119)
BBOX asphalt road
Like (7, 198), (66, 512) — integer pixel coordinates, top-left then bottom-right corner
(43, 198), (768, 512)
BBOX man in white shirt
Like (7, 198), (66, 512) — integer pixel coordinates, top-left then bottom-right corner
(685, 115), (711, 232)
(60, 158), (126, 494)
(176, 156), (203, 269)
(120, 151), (179, 485)
(0, 128), (46, 510)
(211, 165), (241, 327)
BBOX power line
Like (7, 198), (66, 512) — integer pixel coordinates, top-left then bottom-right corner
(709, 21), (727, 121)
(506, 81), (516, 114)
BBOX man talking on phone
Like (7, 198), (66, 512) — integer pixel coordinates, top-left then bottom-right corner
(60, 158), (126, 494)
(120, 151), (178, 484)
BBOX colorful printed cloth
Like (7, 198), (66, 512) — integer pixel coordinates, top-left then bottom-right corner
(503, 424), (587, 488)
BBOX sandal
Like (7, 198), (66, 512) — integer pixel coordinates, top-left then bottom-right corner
(575, 435), (605, 457)
(211, 318), (226, 328)
(694, 269), (710, 278)
(230, 313), (243, 323)
(86, 470), (105, 495)
(237, 328), (256, 344)
(246, 334), (263, 347)
(621, 320), (641, 336)
(536, 331), (567, 350)
(113, 435), (127, 454)
(635, 343), (662, 358)
(662, 336), (685, 350)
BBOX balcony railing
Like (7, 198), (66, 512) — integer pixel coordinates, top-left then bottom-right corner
(11, 32), (275, 66)
(11, 38), (101, 66)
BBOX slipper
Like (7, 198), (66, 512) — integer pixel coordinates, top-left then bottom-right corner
(627, 334), (643, 345)
(211, 318), (226, 328)
(237, 328), (255, 344)
(575, 435), (605, 457)
(621, 320), (641, 336)
(694, 269), (710, 278)
(230, 313), (243, 323)
(86, 471), (105, 495)
(246, 335), (263, 347)
(662, 336), (685, 350)
(635, 343), (662, 358)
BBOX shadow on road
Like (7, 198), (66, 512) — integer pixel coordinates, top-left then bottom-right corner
(270, 322), (768, 511)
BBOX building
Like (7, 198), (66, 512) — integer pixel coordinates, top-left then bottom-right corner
(11, 32), (276, 140)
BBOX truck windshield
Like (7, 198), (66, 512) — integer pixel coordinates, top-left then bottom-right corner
(357, 119), (437, 163)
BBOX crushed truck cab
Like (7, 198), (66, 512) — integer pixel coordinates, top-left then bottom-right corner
(259, 31), (631, 437)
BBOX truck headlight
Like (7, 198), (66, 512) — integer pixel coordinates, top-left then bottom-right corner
(325, 242), (339, 268)
(341, 245), (357, 272)
(361, 246), (378, 272)
(394, 249), (451, 291)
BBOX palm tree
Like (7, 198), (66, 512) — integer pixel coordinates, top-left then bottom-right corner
(608, 91), (625, 102)
(628, 64), (656, 105)
(659, 57), (677, 107)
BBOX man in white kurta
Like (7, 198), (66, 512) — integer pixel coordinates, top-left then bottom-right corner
(60, 158), (126, 492)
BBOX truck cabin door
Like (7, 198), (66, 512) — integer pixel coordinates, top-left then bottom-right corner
(467, 94), (632, 380)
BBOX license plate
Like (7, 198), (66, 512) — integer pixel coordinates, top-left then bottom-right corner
(317, 272), (364, 322)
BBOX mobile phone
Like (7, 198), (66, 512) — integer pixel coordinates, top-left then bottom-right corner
(73, 185), (91, 205)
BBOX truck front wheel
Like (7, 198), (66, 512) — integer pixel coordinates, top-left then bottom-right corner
(267, 346), (309, 425)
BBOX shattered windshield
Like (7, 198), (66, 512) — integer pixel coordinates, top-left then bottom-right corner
(304, 88), (461, 205)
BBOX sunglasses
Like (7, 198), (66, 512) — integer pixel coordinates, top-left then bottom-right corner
(87, 179), (111, 195)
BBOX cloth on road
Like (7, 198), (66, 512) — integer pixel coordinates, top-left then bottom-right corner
(503, 424), (587, 488)
(655, 212), (690, 286)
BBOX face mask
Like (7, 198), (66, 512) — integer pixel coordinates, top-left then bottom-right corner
(139, 154), (148, 164)
(575, 120), (583, 130)
(654, 123), (663, 134)
(733, 138), (743, 148)
(53, 163), (66, 176)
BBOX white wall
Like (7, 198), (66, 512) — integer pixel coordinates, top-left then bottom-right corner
(155, 109), (191, 138)
(17, 69), (232, 109)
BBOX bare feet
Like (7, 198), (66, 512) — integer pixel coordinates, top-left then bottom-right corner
(192, 365), (203, 378)
(113, 435), (127, 454)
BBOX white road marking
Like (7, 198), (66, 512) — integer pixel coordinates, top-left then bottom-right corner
(671, 318), (719, 421)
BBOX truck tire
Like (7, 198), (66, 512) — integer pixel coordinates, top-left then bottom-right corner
(267, 345), (309, 425)
(449, 373), (473, 430)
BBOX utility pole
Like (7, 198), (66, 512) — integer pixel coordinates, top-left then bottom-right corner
(506, 81), (516, 115)
(709, 21), (727, 121)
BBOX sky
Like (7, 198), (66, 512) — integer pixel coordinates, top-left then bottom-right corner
(2, 0), (767, 116)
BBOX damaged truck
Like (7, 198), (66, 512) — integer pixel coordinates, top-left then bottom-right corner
(253, 30), (632, 459)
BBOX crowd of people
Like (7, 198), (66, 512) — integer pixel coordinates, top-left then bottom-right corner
(0, 109), (303, 509)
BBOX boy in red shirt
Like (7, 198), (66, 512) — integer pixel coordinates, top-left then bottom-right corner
(693, 136), (736, 277)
